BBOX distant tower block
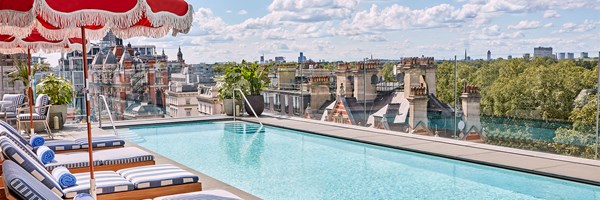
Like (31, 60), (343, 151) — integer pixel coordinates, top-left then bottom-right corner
(402, 56), (437, 98)
(460, 84), (484, 143)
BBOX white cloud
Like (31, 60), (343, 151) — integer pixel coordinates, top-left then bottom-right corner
(556, 20), (599, 33)
(508, 20), (544, 30)
(43, 2), (597, 66)
(543, 10), (560, 18)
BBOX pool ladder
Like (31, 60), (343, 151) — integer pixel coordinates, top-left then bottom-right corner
(232, 88), (263, 127)
(98, 95), (119, 136)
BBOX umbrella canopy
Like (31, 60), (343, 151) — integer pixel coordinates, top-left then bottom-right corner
(37, 0), (193, 32)
(1, 0), (193, 40)
(0, 29), (86, 53)
(0, 0), (35, 27)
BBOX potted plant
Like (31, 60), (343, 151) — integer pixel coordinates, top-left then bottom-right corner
(36, 74), (73, 129)
(240, 61), (270, 116)
(216, 66), (247, 116)
(8, 61), (46, 102)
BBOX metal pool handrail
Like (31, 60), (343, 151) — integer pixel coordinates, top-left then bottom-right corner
(233, 88), (263, 127)
(99, 95), (118, 136)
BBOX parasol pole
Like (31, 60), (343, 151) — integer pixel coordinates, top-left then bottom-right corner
(80, 27), (97, 198)
(27, 49), (34, 136)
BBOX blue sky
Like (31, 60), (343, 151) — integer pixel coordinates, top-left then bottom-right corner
(46, 0), (600, 66)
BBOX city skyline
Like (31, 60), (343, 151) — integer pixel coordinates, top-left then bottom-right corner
(43, 0), (600, 66)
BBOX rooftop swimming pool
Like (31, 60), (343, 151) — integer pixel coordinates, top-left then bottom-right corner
(124, 121), (600, 200)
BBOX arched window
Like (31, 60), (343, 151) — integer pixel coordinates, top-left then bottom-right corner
(371, 74), (378, 84)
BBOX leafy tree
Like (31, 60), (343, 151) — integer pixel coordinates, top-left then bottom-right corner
(212, 62), (236, 74)
(380, 62), (397, 82)
(435, 61), (476, 107)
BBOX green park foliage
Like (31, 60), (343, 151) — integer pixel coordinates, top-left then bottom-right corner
(436, 57), (599, 158)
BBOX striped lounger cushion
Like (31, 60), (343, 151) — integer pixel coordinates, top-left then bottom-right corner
(2, 160), (63, 200)
(75, 136), (125, 149)
(62, 171), (134, 198)
(0, 131), (41, 165)
(0, 121), (33, 150)
(44, 140), (82, 151)
(154, 190), (242, 200)
(17, 113), (46, 120)
(95, 147), (154, 165)
(0, 137), (65, 197)
(117, 164), (199, 189)
(45, 152), (102, 171)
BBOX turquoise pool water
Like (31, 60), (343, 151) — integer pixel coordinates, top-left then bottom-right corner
(126, 121), (600, 200)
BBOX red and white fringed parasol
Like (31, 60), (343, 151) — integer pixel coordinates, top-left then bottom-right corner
(36, 0), (193, 36)
(0, 29), (87, 53)
(0, 0), (35, 27)
(1, 0), (193, 40)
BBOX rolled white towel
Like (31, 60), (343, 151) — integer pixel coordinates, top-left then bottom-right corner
(52, 166), (77, 188)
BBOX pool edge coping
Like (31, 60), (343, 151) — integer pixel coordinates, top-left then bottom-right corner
(239, 116), (600, 187)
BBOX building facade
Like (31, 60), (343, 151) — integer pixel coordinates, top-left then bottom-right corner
(534, 47), (553, 58)
(197, 84), (221, 115)
(166, 81), (199, 117)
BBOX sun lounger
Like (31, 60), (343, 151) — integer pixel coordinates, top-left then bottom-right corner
(0, 120), (125, 152)
(2, 159), (202, 200)
(154, 189), (243, 200)
(0, 136), (154, 173)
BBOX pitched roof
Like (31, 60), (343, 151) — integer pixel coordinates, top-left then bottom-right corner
(104, 50), (117, 64)
(92, 51), (105, 65)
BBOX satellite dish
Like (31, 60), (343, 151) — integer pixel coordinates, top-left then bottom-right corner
(458, 120), (466, 131)
(396, 73), (404, 82)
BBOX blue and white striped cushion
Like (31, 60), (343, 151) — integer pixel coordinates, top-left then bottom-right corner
(44, 152), (104, 171)
(0, 111), (17, 118)
(35, 94), (50, 116)
(75, 136), (125, 149)
(2, 94), (25, 113)
(2, 160), (62, 200)
(95, 147), (154, 165)
(18, 113), (46, 120)
(62, 171), (134, 198)
(45, 140), (82, 151)
(0, 131), (43, 166)
(0, 137), (65, 197)
(117, 164), (199, 189)
(0, 120), (31, 148)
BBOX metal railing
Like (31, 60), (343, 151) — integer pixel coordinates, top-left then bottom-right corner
(233, 88), (263, 127)
(98, 95), (118, 136)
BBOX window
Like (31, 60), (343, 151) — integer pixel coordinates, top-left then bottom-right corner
(73, 72), (84, 85)
(274, 94), (280, 106)
(185, 108), (192, 116)
(186, 98), (191, 105)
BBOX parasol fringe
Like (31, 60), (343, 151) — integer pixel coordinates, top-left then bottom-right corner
(0, 38), (84, 53)
(36, 24), (110, 41)
(143, 1), (193, 34)
(0, 7), (35, 27)
(0, 25), (34, 38)
(112, 25), (171, 39)
(36, 0), (144, 29)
